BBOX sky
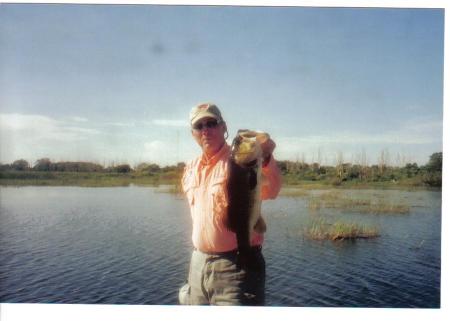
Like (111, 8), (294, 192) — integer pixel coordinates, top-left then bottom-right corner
(0, 3), (445, 167)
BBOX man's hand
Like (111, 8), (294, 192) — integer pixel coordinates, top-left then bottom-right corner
(260, 138), (275, 159)
(259, 136), (276, 166)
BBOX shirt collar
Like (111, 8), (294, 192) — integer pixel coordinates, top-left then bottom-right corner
(200, 143), (230, 167)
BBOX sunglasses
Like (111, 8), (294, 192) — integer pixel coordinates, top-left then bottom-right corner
(192, 120), (221, 131)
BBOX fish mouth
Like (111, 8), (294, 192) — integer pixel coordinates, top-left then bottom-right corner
(243, 159), (258, 167)
(231, 129), (264, 167)
(232, 152), (259, 167)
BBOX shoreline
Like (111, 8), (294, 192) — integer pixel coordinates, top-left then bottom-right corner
(0, 177), (440, 191)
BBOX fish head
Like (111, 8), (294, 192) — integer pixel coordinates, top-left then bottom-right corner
(231, 130), (263, 167)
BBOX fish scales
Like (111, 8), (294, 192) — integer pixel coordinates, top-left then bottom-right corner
(227, 157), (261, 252)
(226, 130), (267, 267)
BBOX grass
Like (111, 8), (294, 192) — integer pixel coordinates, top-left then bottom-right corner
(0, 171), (180, 187)
(283, 179), (436, 191)
(1, 170), (439, 191)
(362, 202), (410, 214)
(279, 188), (310, 197)
(153, 184), (183, 195)
(305, 217), (380, 241)
(306, 191), (410, 215)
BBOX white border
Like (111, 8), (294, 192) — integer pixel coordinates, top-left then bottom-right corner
(0, 1), (447, 321)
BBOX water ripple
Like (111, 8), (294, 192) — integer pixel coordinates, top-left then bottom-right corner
(0, 186), (441, 307)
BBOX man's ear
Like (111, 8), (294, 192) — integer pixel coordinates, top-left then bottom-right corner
(223, 122), (229, 139)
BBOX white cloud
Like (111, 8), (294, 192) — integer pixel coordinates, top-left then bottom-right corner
(69, 116), (88, 122)
(144, 140), (166, 151)
(0, 113), (101, 141)
(274, 119), (442, 165)
(104, 121), (136, 127)
(0, 113), (103, 163)
(0, 114), (56, 131)
(142, 140), (175, 165)
(152, 119), (188, 127)
(278, 119), (442, 147)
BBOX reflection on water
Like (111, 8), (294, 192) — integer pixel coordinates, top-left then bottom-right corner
(0, 186), (441, 307)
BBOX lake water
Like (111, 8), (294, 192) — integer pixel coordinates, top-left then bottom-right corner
(0, 186), (441, 307)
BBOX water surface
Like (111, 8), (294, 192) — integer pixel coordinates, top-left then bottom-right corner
(0, 186), (441, 307)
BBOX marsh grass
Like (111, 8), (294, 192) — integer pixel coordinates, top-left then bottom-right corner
(305, 217), (380, 241)
(280, 188), (310, 197)
(363, 202), (410, 214)
(153, 184), (183, 195)
(307, 191), (410, 215)
(0, 171), (181, 187)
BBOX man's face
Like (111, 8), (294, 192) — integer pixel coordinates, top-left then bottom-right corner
(191, 117), (226, 157)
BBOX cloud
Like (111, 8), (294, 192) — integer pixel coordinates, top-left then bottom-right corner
(278, 119), (442, 147)
(274, 119), (442, 164)
(69, 116), (88, 122)
(144, 140), (166, 151)
(0, 113), (101, 142)
(104, 121), (136, 127)
(1, 114), (56, 131)
(0, 113), (103, 163)
(152, 119), (188, 127)
(142, 140), (176, 165)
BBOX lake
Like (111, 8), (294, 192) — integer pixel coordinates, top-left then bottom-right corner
(0, 186), (441, 307)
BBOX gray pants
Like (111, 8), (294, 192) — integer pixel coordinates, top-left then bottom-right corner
(178, 249), (265, 305)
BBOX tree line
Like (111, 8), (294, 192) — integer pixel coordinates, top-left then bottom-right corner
(0, 152), (442, 187)
(277, 152), (442, 187)
(0, 158), (186, 175)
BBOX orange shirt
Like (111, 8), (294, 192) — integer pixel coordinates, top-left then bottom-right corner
(182, 143), (282, 252)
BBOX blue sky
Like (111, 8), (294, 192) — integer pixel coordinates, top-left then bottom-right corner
(0, 4), (444, 166)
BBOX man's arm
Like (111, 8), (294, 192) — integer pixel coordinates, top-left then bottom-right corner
(259, 138), (282, 200)
(261, 155), (282, 200)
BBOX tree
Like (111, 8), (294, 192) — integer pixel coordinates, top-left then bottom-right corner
(136, 163), (161, 174)
(114, 164), (131, 173)
(426, 152), (442, 173)
(404, 163), (419, 178)
(335, 151), (344, 179)
(11, 159), (30, 171)
(0, 163), (12, 171)
(378, 149), (389, 176)
(34, 158), (52, 171)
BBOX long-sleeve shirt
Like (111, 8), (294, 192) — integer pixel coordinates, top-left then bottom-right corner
(182, 143), (282, 253)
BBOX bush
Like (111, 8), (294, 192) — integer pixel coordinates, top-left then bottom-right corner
(113, 164), (132, 173)
(422, 172), (442, 187)
(11, 159), (30, 171)
(331, 177), (343, 186)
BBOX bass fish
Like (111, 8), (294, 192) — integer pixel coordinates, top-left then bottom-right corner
(226, 129), (268, 267)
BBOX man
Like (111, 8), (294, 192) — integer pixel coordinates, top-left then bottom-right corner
(178, 103), (281, 305)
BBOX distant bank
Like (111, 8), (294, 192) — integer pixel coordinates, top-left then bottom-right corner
(0, 152), (442, 189)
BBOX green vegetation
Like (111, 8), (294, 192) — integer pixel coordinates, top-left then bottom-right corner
(278, 152), (442, 189)
(279, 188), (310, 197)
(0, 160), (184, 187)
(0, 152), (442, 189)
(305, 217), (380, 241)
(307, 191), (410, 215)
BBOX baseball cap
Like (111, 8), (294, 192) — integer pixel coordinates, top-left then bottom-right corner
(189, 103), (224, 126)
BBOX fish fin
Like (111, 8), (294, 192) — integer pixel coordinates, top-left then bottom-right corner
(253, 216), (267, 233)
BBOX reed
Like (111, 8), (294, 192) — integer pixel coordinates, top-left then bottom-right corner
(307, 191), (410, 215)
(279, 188), (310, 197)
(153, 184), (183, 195)
(305, 218), (380, 241)
(363, 202), (410, 214)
